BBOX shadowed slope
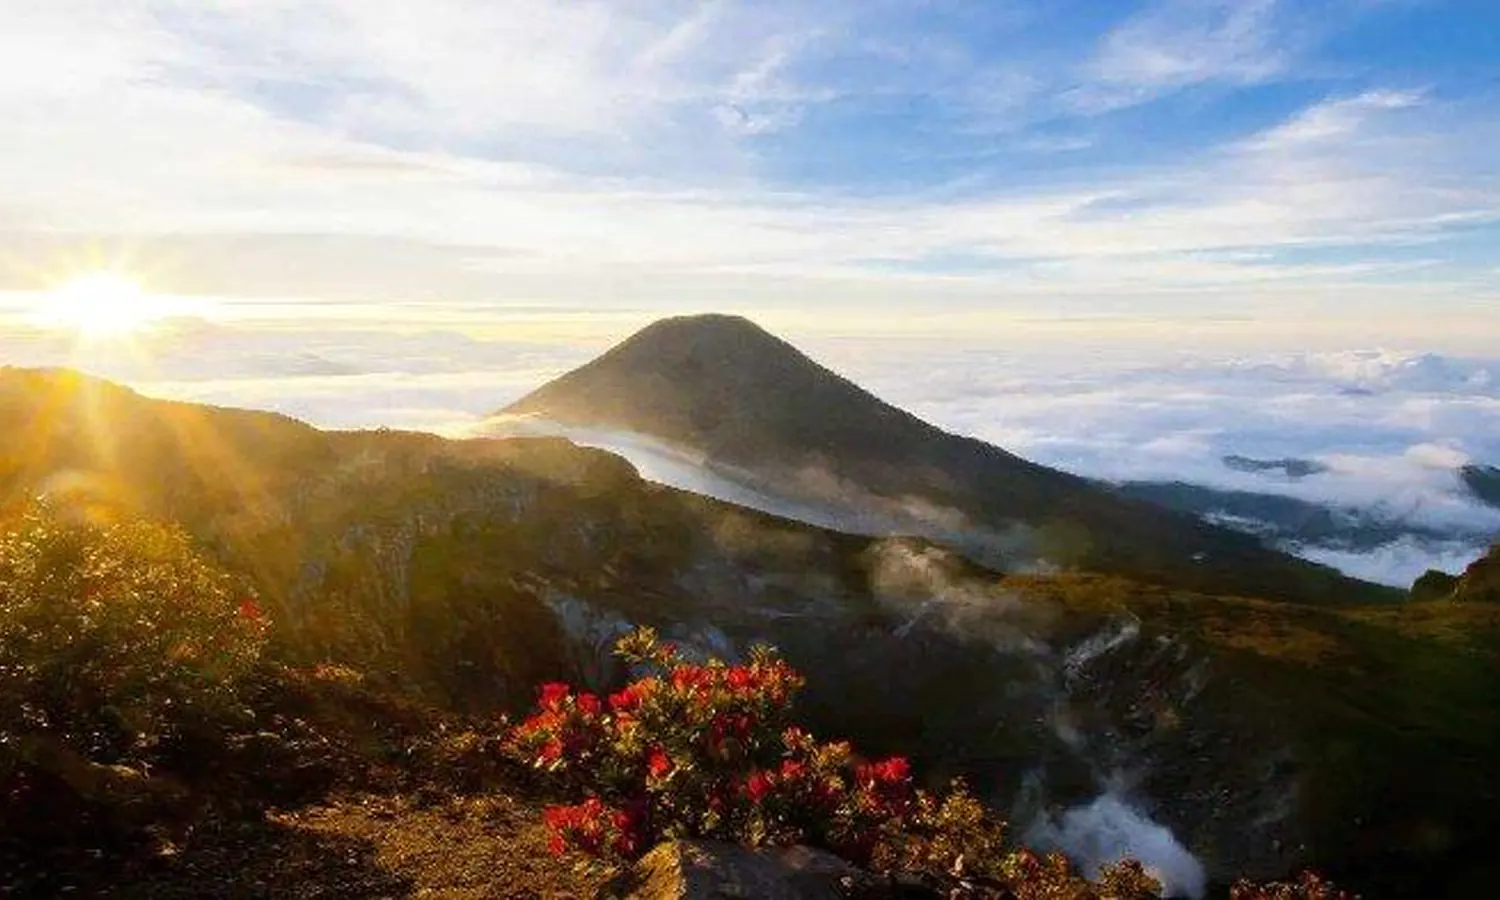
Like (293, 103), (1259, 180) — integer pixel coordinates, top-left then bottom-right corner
(504, 315), (1393, 604)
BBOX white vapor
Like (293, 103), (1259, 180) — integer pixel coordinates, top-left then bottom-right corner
(1030, 792), (1207, 899)
(810, 340), (1500, 585)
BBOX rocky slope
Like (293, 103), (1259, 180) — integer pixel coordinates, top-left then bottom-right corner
(3, 367), (1497, 897)
(1413, 542), (1500, 603)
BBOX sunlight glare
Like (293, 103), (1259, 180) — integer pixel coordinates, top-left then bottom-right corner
(41, 273), (183, 338)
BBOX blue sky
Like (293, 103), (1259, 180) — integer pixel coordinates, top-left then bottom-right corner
(0, 0), (1497, 347)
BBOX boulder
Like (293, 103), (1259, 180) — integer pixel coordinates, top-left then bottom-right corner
(1411, 569), (1460, 602)
(599, 841), (866, 900)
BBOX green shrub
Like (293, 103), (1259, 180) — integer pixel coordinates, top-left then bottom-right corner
(0, 502), (268, 763)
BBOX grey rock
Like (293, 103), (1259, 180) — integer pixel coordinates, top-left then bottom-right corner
(599, 841), (862, 900)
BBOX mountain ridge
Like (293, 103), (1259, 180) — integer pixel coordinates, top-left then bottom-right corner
(504, 315), (1394, 605)
(3, 363), (1499, 896)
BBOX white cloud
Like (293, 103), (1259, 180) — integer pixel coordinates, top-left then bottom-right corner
(1074, 0), (1287, 112)
(1249, 89), (1425, 150)
(1299, 538), (1486, 588)
(0, 316), (600, 431)
(800, 337), (1500, 582)
(0, 0), (1495, 340)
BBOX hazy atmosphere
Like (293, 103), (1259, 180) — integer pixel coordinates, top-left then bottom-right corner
(5, 3), (1500, 899)
(5, 0), (1499, 587)
(6, 317), (1499, 586)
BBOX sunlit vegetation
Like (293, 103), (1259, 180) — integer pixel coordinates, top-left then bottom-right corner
(0, 502), (272, 880)
(0, 503), (268, 764)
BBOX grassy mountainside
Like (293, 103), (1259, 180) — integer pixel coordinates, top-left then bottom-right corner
(503, 315), (1394, 605)
(0, 366), (873, 706)
(2, 366), (1497, 896)
(996, 573), (1500, 896)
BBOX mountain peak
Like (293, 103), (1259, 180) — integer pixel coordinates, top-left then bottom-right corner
(501, 315), (1390, 604)
(503, 314), (929, 466)
(592, 313), (804, 380)
(629, 312), (777, 341)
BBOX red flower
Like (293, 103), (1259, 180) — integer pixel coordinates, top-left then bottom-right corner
(544, 797), (622, 857)
(611, 807), (635, 832)
(779, 759), (808, 783)
(609, 687), (641, 713)
(855, 756), (913, 814)
(516, 709), (562, 738)
(672, 665), (710, 692)
(647, 748), (673, 779)
(539, 682), (571, 711)
(745, 771), (774, 803)
(725, 665), (755, 692)
(238, 599), (263, 622)
(873, 756), (910, 785)
(576, 693), (603, 717)
(537, 738), (564, 764)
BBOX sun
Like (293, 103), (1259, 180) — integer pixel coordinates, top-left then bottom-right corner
(41, 273), (179, 338)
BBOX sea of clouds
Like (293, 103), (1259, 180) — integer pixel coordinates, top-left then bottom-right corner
(811, 339), (1500, 585)
(4, 319), (1496, 586)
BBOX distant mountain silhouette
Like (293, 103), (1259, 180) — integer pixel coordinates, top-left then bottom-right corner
(1461, 464), (1500, 509)
(1222, 455), (1329, 479)
(1110, 480), (1491, 554)
(504, 315), (1390, 603)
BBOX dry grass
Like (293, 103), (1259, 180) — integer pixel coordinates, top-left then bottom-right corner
(264, 793), (606, 899)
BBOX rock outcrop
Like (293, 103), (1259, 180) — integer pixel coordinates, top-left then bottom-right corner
(600, 841), (863, 900)
(1454, 543), (1500, 602)
(1410, 543), (1500, 602)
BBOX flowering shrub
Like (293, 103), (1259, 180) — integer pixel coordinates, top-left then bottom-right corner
(0, 503), (269, 762)
(511, 628), (885, 862)
(1230, 871), (1353, 900)
(508, 628), (1164, 897)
